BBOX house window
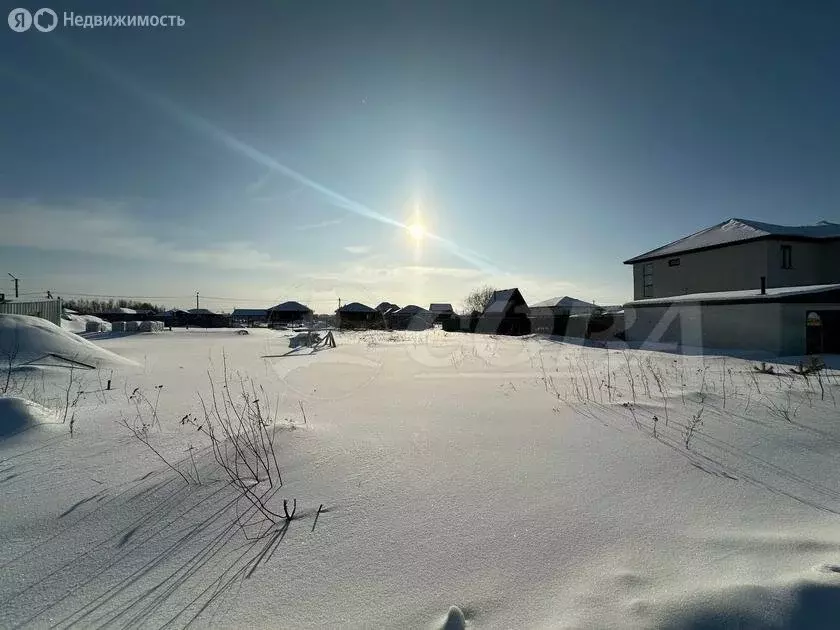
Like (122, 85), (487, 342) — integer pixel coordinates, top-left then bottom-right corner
(668, 258), (681, 267)
(781, 245), (793, 269)
(643, 263), (654, 297)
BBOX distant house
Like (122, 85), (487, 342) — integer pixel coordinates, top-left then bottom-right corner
(161, 309), (189, 327)
(429, 303), (455, 324)
(623, 218), (840, 354)
(336, 302), (378, 329)
(184, 308), (231, 328)
(478, 288), (531, 336)
(375, 302), (401, 328)
(232, 308), (268, 326)
(529, 296), (598, 334)
(390, 305), (434, 330)
(267, 301), (313, 326)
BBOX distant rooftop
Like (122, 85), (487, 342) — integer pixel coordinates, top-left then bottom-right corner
(337, 302), (376, 313)
(396, 305), (431, 316)
(429, 303), (454, 313)
(484, 288), (529, 315)
(624, 218), (840, 264)
(232, 308), (267, 317)
(269, 301), (312, 312)
(530, 296), (597, 310)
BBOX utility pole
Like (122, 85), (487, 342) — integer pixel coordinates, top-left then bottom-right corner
(8, 273), (19, 299)
(196, 291), (200, 310)
(338, 297), (341, 310)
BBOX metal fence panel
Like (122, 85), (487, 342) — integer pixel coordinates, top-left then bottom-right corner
(0, 299), (62, 326)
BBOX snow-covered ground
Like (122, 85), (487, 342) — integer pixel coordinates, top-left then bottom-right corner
(2, 315), (840, 628)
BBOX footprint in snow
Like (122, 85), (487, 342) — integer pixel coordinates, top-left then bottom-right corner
(441, 605), (466, 630)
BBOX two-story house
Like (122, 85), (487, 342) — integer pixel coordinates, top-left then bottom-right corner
(624, 218), (840, 300)
(622, 219), (840, 355)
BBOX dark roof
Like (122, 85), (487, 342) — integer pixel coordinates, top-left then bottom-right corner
(376, 301), (400, 313)
(188, 308), (216, 315)
(337, 302), (376, 313)
(429, 303), (454, 313)
(395, 305), (431, 316)
(269, 301), (312, 313)
(483, 288), (530, 315)
(624, 218), (840, 264)
(232, 308), (267, 318)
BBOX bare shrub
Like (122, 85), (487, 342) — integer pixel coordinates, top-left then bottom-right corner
(684, 407), (704, 449)
(191, 354), (291, 526)
(648, 360), (669, 426)
(118, 410), (191, 485)
(622, 352), (637, 404)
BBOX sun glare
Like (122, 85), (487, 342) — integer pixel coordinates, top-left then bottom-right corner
(407, 222), (426, 241)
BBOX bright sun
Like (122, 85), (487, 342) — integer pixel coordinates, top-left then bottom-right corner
(407, 223), (425, 241)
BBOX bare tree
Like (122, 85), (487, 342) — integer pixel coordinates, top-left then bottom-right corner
(461, 285), (496, 315)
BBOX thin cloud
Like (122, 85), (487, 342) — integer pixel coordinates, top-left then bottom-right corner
(296, 218), (343, 231)
(0, 200), (290, 271)
(344, 245), (371, 255)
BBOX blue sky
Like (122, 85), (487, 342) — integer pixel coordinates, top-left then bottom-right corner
(2, 1), (838, 312)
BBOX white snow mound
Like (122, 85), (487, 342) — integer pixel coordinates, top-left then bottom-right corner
(0, 396), (57, 439)
(61, 312), (111, 334)
(1, 314), (135, 368)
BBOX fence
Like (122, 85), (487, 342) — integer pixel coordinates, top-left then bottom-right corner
(0, 299), (63, 326)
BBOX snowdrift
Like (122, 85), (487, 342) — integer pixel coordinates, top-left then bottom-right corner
(0, 396), (57, 439)
(1, 314), (135, 368)
(61, 312), (111, 334)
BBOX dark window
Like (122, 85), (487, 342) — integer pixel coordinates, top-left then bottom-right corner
(781, 245), (793, 269)
(643, 263), (653, 297)
(668, 258), (680, 267)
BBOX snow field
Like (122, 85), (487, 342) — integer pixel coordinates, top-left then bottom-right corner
(1, 321), (840, 628)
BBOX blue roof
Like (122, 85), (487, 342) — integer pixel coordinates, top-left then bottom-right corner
(232, 309), (267, 317)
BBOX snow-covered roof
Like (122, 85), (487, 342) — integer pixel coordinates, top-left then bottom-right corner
(530, 296), (597, 310)
(624, 218), (840, 264)
(268, 301), (311, 313)
(626, 283), (840, 306)
(337, 302), (376, 313)
(484, 288), (529, 315)
(429, 303), (454, 313)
